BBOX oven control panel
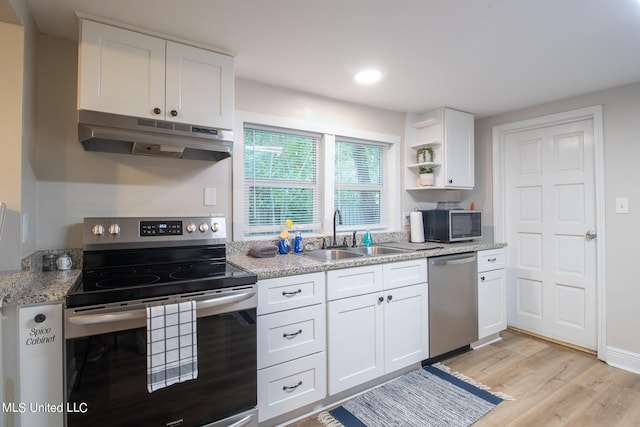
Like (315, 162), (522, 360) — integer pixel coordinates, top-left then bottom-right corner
(83, 216), (227, 248)
(140, 220), (183, 236)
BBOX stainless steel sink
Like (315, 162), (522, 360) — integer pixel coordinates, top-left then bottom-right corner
(348, 246), (407, 256)
(302, 249), (364, 261)
(301, 245), (407, 261)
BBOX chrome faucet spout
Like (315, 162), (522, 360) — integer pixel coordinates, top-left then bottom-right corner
(332, 209), (343, 246)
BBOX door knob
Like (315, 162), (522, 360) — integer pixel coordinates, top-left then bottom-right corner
(585, 230), (597, 240)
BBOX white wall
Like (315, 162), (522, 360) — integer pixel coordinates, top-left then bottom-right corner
(34, 36), (406, 250)
(466, 82), (640, 356)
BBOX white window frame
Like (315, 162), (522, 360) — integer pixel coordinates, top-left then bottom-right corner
(232, 111), (401, 240)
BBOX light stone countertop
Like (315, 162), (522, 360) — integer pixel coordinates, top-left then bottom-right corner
(0, 268), (81, 307)
(0, 249), (82, 307)
(228, 241), (506, 280)
(1, 240), (506, 307)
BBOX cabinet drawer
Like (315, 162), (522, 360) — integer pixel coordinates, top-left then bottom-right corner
(258, 352), (327, 422)
(258, 304), (326, 369)
(327, 264), (383, 301)
(477, 248), (506, 272)
(258, 272), (325, 315)
(382, 259), (428, 290)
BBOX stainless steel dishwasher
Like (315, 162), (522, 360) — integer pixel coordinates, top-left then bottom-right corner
(428, 252), (478, 359)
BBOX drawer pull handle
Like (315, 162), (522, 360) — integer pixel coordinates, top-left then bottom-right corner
(283, 329), (303, 338)
(283, 381), (303, 391)
(282, 289), (302, 297)
(487, 258), (497, 262)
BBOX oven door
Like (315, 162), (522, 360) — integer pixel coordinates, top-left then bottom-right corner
(64, 287), (257, 427)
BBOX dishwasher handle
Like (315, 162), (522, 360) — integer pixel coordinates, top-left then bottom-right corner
(430, 253), (476, 266)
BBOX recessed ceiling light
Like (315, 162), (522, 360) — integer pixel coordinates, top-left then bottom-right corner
(354, 69), (383, 85)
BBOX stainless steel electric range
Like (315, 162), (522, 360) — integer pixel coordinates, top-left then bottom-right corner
(64, 216), (258, 427)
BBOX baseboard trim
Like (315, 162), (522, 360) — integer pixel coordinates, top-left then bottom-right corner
(605, 346), (640, 375)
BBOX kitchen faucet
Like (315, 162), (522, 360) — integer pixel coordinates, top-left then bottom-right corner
(331, 209), (345, 248)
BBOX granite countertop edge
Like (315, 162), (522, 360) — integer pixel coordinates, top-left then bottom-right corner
(1, 242), (506, 307)
(0, 269), (81, 307)
(228, 241), (507, 280)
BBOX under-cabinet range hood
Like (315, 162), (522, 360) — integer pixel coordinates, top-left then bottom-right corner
(78, 110), (233, 161)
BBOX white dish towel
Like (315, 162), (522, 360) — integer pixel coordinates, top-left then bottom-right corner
(146, 301), (198, 393)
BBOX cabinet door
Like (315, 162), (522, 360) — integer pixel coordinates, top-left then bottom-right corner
(166, 42), (234, 129)
(443, 108), (474, 188)
(384, 283), (429, 373)
(478, 269), (507, 339)
(78, 20), (166, 118)
(327, 293), (384, 395)
(18, 304), (64, 427)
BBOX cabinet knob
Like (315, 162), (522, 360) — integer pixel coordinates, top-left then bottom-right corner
(170, 109), (178, 117)
(480, 275), (486, 281)
(448, 179), (453, 184)
(387, 295), (393, 302)
(34, 313), (46, 323)
(378, 296), (384, 303)
(153, 107), (162, 115)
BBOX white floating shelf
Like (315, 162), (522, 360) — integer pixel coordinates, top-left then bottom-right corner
(411, 118), (441, 129)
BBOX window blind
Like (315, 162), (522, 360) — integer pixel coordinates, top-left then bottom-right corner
(334, 138), (386, 230)
(244, 125), (323, 236)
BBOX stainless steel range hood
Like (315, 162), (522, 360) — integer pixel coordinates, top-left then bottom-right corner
(78, 110), (233, 161)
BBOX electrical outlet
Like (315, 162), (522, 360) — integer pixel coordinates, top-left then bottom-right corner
(615, 197), (629, 214)
(402, 211), (410, 226)
(22, 213), (28, 243)
(204, 187), (217, 206)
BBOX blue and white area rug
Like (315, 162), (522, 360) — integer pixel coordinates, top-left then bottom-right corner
(318, 363), (512, 427)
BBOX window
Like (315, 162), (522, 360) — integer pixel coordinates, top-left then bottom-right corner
(334, 138), (386, 229)
(237, 116), (398, 240)
(243, 125), (323, 236)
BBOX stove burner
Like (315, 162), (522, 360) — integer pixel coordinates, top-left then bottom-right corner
(94, 275), (161, 289)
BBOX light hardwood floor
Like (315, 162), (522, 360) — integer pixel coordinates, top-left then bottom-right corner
(289, 329), (640, 426)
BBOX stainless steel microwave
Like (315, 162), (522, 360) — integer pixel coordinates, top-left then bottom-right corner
(420, 209), (482, 242)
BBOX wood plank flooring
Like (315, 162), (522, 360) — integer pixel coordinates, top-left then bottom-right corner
(288, 329), (640, 427)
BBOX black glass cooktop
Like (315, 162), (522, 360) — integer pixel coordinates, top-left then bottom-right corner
(66, 262), (256, 308)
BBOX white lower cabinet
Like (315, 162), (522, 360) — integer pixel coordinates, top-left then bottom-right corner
(2, 303), (64, 427)
(257, 273), (326, 422)
(327, 260), (428, 395)
(327, 291), (384, 394)
(477, 248), (507, 341)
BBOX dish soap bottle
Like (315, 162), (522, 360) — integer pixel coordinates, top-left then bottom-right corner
(293, 229), (303, 253)
(363, 229), (373, 247)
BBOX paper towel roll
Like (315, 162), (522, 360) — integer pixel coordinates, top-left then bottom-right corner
(410, 211), (425, 243)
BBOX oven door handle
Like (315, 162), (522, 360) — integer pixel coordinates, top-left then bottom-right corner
(67, 290), (256, 325)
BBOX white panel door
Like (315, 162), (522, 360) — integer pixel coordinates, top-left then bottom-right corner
(504, 119), (596, 350)
(327, 293), (384, 395)
(165, 42), (234, 129)
(78, 19), (166, 118)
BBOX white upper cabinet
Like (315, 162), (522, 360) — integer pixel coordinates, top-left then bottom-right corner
(78, 19), (234, 130)
(405, 107), (475, 190)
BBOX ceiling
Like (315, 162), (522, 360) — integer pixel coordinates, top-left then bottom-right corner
(23, 0), (640, 118)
